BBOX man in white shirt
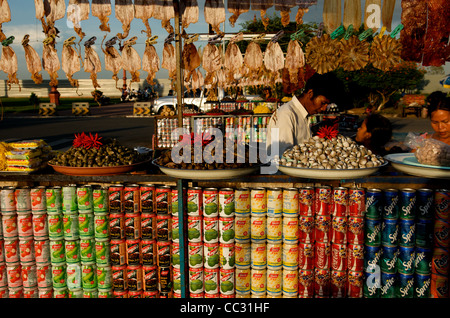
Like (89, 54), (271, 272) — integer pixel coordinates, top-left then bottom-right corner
(266, 73), (345, 156)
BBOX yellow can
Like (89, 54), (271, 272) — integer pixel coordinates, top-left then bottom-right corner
(234, 241), (251, 268)
(235, 266), (251, 293)
(282, 242), (299, 270)
(267, 188), (283, 217)
(266, 269), (282, 293)
(251, 242), (267, 269)
(266, 216), (282, 242)
(282, 188), (299, 217)
(282, 268), (298, 297)
(235, 188), (250, 214)
(234, 215), (250, 242)
(250, 188), (267, 215)
(282, 216), (299, 243)
(235, 290), (251, 298)
(250, 215), (266, 242)
(267, 242), (282, 270)
(251, 268), (267, 293)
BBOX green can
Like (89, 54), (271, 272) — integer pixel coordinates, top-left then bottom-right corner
(414, 247), (432, 275)
(380, 272), (396, 298)
(66, 262), (82, 289)
(63, 212), (79, 240)
(65, 239), (81, 263)
(94, 213), (110, 239)
(399, 188), (417, 220)
(80, 238), (96, 262)
(78, 212), (95, 238)
(82, 288), (98, 298)
(364, 218), (381, 247)
(68, 288), (83, 298)
(93, 186), (109, 213)
(51, 263), (67, 288)
(397, 246), (415, 275)
(46, 186), (62, 212)
(81, 261), (97, 289)
(96, 264), (112, 289)
(98, 288), (113, 298)
(396, 273), (414, 298)
(62, 185), (77, 214)
(95, 238), (110, 265)
(53, 287), (68, 298)
(365, 188), (383, 219)
(47, 212), (64, 239)
(49, 239), (66, 264)
(380, 246), (398, 274)
(77, 185), (93, 212)
(363, 270), (380, 298)
(414, 273), (431, 298)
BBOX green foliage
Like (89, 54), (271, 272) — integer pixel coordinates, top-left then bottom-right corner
(29, 92), (40, 106)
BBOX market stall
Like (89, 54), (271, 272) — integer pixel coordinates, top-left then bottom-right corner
(0, 0), (449, 300)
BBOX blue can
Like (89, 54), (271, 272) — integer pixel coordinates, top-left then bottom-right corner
(397, 246), (416, 275)
(383, 189), (399, 220)
(398, 219), (415, 248)
(399, 188), (416, 220)
(415, 218), (434, 248)
(364, 245), (381, 273)
(363, 269), (381, 298)
(414, 247), (432, 275)
(380, 271), (397, 298)
(365, 188), (383, 219)
(381, 219), (398, 247)
(416, 188), (434, 220)
(414, 273), (431, 298)
(380, 245), (398, 274)
(365, 218), (381, 247)
(396, 273), (414, 298)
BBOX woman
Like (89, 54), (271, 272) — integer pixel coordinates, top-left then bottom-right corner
(426, 92), (450, 145)
(355, 113), (393, 155)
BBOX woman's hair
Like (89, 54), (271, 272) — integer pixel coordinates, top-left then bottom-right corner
(365, 113), (393, 152)
(427, 91), (449, 116)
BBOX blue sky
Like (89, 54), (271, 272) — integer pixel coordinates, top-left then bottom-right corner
(1, 0), (445, 85)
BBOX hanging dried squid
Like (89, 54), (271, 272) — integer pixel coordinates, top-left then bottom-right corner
(0, 36), (19, 90)
(92, 0), (112, 32)
(142, 36), (160, 85)
(22, 34), (43, 84)
(62, 36), (81, 88)
(83, 36), (102, 89)
(115, 0), (134, 40)
(42, 34), (60, 87)
(121, 36), (141, 84)
(102, 36), (123, 88)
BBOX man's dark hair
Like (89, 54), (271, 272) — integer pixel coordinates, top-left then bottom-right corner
(365, 113), (392, 154)
(303, 72), (346, 105)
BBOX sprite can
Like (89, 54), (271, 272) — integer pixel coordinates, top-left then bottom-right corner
(78, 212), (95, 238)
(364, 218), (381, 247)
(414, 247), (432, 275)
(382, 188), (399, 220)
(66, 262), (82, 289)
(93, 186), (109, 213)
(80, 238), (95, 262)
(81, 261), (97, 289)
(97, 264), (112, 289)
(380, 245), (398, 274)
(63, 212), (79, 240)
(47, 212), (64, 239)
(416, 189), (434, 220)
(65, 239), (81, 263)
(62, 185), (77, 214)
(46, 187), (62, 213)
(396, 273), (414, 298)
(414, 273), (431, 298)
(380, 271), (396, 298)
(51, 263), (67, 288)
(363, 269), (380, 298)
(364, 245), (381, 273)
(94, 213), (110, 239)
(77, 186), (93, 212)
(381, 219), (398, 247)
(397, 246), (415, 275)
(399, 188), (416, 220)
(415, 218), (434, 248)
(365, 189), (382, 219)
(95, 238), (110, 265)
(398, 219), (415, 248)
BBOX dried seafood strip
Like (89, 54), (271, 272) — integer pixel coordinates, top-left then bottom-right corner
(92, 0), (112, 32)
(22, 35), (43, 84)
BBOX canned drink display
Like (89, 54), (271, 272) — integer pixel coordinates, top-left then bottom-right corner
(364, 218), (381, 247)
(347, 270), (364, 298)
(415, 247), (432, 275)
(92, 186), (109, 213)
(433, 218), (450, 248)
(17, 213), (33, 239)
(6, 264), (22, 288)
(431, 247), (449, 276)
(381, 218), (398, 247)
(396, 273), (414, 298)
(126, 239), (141, 266)
(331, 216), (347, 244)
(2, 214), (18, 239)
(49, 239), (65, 264)
(64, 239), (80, 263)
(331, 243), (347, 271)
(251, 242), (267, 269)
(398, 219), (416, 248)
(250, 215), (266, 242)
(47, 213), (64, 239)
(364, 245), (381, 273)
(143, 265), (158, 291)
(157, 241), (171, 268)
(382, 189), (399, 220)
(267, 188), (282, 217)
(234, 241), (251, 268)
(127, 265), (142, 291)
(21, 264), (37, 288)
(204, 268), (220, 295)
(315, 242), (330, 270)
(34, 240), (50, 264)
(112, 264), (127, 291)
(332, 187), (348, 217)
(110, 239), (126, 266)
(282, 268), (298, 297)
(347, 244), (364, 272)
(267, 242), (282, 270)
(266, 216), (282, 243)
(80, 238), (95, 263)
(66, 262), (82, 289)
(314, 268), (331, 298)
(187, 187), (202, 217)
(282, 242), (298, 270)
(78, 212), (95, 238)
(315, 215), (331, 244)
(348, 216), (364, 245)
(416, 189), (434, 220)
(250, 268), (266, 294)
(348, 187), (365, 217)
(219, 268), (235, 296)
(282, 216), (299, 243)
(141, 213), (157, 241)
(203, 188), (219, 217)
(219, 188), (235, 217)
(51, 263), (67, 288)
(298, 269), (314, 298)
(414, 273), (431, 298)
(156, 214), (171, 242)
(188, 216), (202, 243)
(250, 188), (266, 215)
(234, 215), (249, 242)
(204, 243), (220, 269)
(171, 187), (186, 216)
(235, 267), (251, 293)
(299, 216), (314, 244)
(140, 184), (155, 214)
(298, 187), (314, 216)
(123, 184), (140, 213)
(125, 213), (141, 240)
(32, 212), (48, 239)
(380, 271), (396, 298)
(298, 243), (314, 270)
(397, 246), (416, 275)
(282, 188), (298, 217)
(330, 269), (348, 298)
(109, 213), (124, 240)
(315, 186), (332, 216)
(61, 185), (77, 214)
(155, 186), (171, 215)
(266, 269), (282, 294)
(189, 267), (204, 294)
(219, 217), (235, 244)
(15, 187), (31, 212)
(219, 243), (234, 270)
(63, 213), (79, 240)
(365, 189), (383, 219)
(188, 242), (203, 269)
(108, 185), (123, 213)
(399, 188), (417, 220)
(434, 189), (450, 220)
(380, 245), (398, 274)
(76, 186), (93, 212)
(95, 238), (111, 265)
(1, 187), (17, 212)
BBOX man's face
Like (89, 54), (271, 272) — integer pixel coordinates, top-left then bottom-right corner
(305, 92), (331, 115)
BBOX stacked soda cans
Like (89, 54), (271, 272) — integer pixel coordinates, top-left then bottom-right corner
(431, 189), (450, 298)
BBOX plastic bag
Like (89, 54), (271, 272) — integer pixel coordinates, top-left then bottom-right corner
(405, 132), (450, 167)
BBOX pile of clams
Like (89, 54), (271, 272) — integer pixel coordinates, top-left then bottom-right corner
(280, 135), (385, 169)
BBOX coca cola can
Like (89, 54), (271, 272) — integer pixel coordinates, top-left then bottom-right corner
(347, 270), (364, 298)
(347, 244), (364, 272)
(314, 215), (331, 244)
(331, 216), (347, 244)
(298, 216), (314, 244)
(332, 187), (348, 217)
(298, 269), (314, 298)
(298, 187), (314, 216)
(314, 242), (330, 269)
(315, 186), (332, 216)
(314, 268), (331, 298)
(347, 216), (364, 245)
(298, 243), (314, 270)
(348, 187), (365, 217)
(331, 243), (347, 271)
(330, 269), (348, 298)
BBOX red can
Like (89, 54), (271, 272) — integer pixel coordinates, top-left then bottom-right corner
(347, 270), (364, 298)
(108, 185), (124, 213)
(298, 243), (314, 270)
(298, 269), (314, 298)
(124, 184), (140, 213)
(348, 187), (365, 217)
(298, 187), (315, 216)
(110, 213), (125, 240)
(155, 186), (171, 215)
(347, 216), (364, 245)
(298, 216), (314, 244)
(315, 186), (332, 216)
(314, 215), (331, 244)
(431, 273), (449, 298)
(314, 268), (331, 298)
(347, 244), (364, 272)
(30, 186), (46, 212)
(332, 187), (348, 217)
(330, 269), (348, 298)
(314, 242), (330, 269)
(434, 189), (450, 220)
(140, 184), (155, 214)
(331, 216), (347, 244)
(331, 243), (347, 271)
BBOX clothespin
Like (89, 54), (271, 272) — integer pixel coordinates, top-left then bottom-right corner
(64, 36), (77, 47)
(2, 36), (14, 47)
(84, 36), (97, 48)
(390, 24), (404, 38)
(185, 33), (198, 44)
(124, 36), (137, 47)
(253, 33), (266, 43)
(165, 32), (175, 44)
(105, 36), (118, 48)
(344, 25), (354, 40)
(43, 34), (56, 46)
(146, 35), (158, 45)
(208, 33), (224, 44)
(290, 29), (304, 41)
(271, 30), (284, 42)
(358, 28), (373, 41)
(22, 34), (30, 46)
(230, 32), (243, 43)
(330, 25), (345, 40)
(378, 26), (387, 38)
(317, 22), (324, 38)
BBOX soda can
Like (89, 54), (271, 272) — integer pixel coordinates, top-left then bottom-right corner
(282, 242), (298, 270)
(365, 188), (382, 219)
(380, 271), (396, 298)
(416, 188), (434, 220)
(187, 187), (202, 217)
(365, 218), (381, 247)
(188, 216), (202, 243)
(431, 247), (449, 276)
(331, 216), (347, 244)
(347, 216), (364, 245)
(282, 268), (298, 297)
(62, 213), (79, 240)
(414, 273), (431, 298)
(314, 268), (331, 298)
(159, 266), (172, 293)
(219, 188), (235, 217)
(34, 240), (50, 264)
(155, 186), (171, 215)
(250, 215), (266, 242)
(30, 186), (46, 212)
(380, 245), (398, 274)
(140, 184), (155, 214)
(415, 247), (432, 275)
(92, 186), (109, 213)
(332, 187), (348, 217)
(266, 268), (282, 294)
(1, 186), (16, 213)
(266, 216), (282, 243)
(433, 218), (450, 248)
(64, 239), (80, 263)
(23, 287), (38, 298)
(315, 186), (332, 216)
(61, 185), (77, 214)
(251, 188), (266, 215)
(348, 187), (365, 217)
(141, 213), (156, 241)
(331, 243), (347, 271)
(2, 213), (18, 239)
(108, 184), (123, 213)
(298, 187), (314, 216)
(364, 245), (381, 273)
(267, 242), (282, 270)
(109, 212), (124, 240)
(188, 241), (203, 269)
(347, 270), (364, 298)
(80, 238), (95, 263)
(5, 263), (22, 289)
(399, 188), (417, 220)
(434, 189), (450, 220)
(363, 268), (380, 298)
(396, 273), (414, 298)
(430, 273), (449, 298)
(98, 287), (113, 298)
(32, 211), (48, 239)
(49, 239), (65, 264)
(96, 264), (112, 290)
(298, 243), (315, 270)
(235, 267), (251, 293)
(250, 268), (266, 294)
(298, 216), (314, 244)
(127, 264), (142, 291)
(204, 267), (220, 295)
(112, 264), (127, 291)
(381, 218), (398, 247)
(15, 187), (31, 212)
(398, 219), (416, 248)
(17, 212), (33, 239)
(51, 263), (67, 288)
(81, 262), (97, 289)
(298, 269), (314, 298)
(282, 216), (298, 243)
(203, 216), (219, 244)
(267, 188), (282, 217)
(415, 218), (434, 248)
(204, 242), (220, 269)
(234, 241), (251, 269)
(95, 238), (111, 266)
(282, 188), (298, 217)
(4, 238), (20, 264)
(219, 216), (234, 244)
(123, 184), (140, 214)
(203, 188), (219, 217)
(47, 212), (64, 239)
(171, 187), (186, 217)
(234, 215), (250, 242)
(143, 264), (158, 291)
(78, 212), (95, 238)
(66, 262), (82, 289)
(397, 246), (416, 275)
(314, 242), (330, 269)
(251, 242), (267, 269)
(382, 188), (399, 220)
(315, 214), (331, 244)
(125, 213), (141, 240)
(35, 263), (52, 288)
(330, 269), (347, 298)
(77, 185), (93, 212)
(347, 244), (364, 272)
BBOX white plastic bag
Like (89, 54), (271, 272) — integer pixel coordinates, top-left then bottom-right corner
(405, 132), (450, 167)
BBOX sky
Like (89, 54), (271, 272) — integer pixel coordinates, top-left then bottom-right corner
(0, 0), (448, 84)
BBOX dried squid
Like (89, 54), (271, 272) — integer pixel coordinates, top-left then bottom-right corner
(343, 0), (362, 29)
(22, 35), (43, 85)
(0, 36), (19, 90)
(285, 39), (305, 84)
(142, 36), (160, 85)
(153, 0), (175, 34)
(161, 39), (176, 81)
(0, 0), (10, 41)
(228, 0), (250, 28)
(67, 0), (90, 39)
(181, 37), (201, 86)
(223, 33), (244, 84)
(102, 36), (123, 88)
(323, 0), (341, 33)
(204, 0), (225, 35)
(42, 35), (60, 87)
(62, 36), (81, 88)
(181, 0), (199, 30)
(92, 0), (112, 32)
(115, 0), (134, 40)
(135, 0), (155, 37)
(251, 0), (273, 29)
(83, 36), (102, 89)
(121, 36), (141, 84)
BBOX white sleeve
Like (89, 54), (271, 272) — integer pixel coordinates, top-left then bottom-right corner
(266, 109), (295, 156)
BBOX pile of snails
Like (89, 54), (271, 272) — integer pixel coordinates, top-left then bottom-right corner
(280, 135), (385, 170)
